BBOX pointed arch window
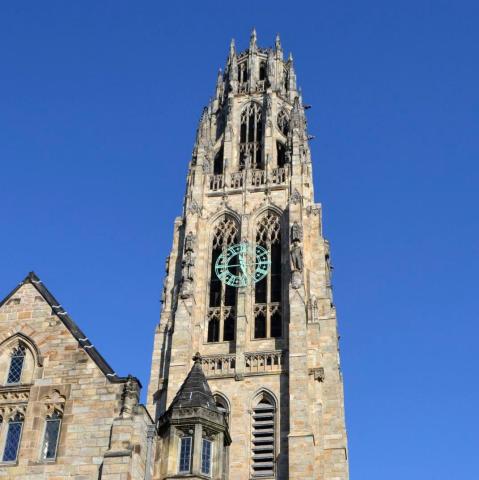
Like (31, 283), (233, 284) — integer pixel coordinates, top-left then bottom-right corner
(259, 61), (267, 81)
(41, 410), (62, 461)
(251, 393), (276, 478)
(239, 103), (263, 170)
(277, 110), (289, 136)
(6, 344), (26, 384)
(254, 212), (282, 339)
(207, 216), (239, 342)
(214, 394), (230, 426)
(214, 146), (224, 175)
(2, 412), (24, 462)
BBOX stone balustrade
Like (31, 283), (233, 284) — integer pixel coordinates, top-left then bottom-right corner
(201, 351), (285, 378)
(201, 354), (237, 377)
(244, 350), (284, 374)
(207, 167), (288, 192)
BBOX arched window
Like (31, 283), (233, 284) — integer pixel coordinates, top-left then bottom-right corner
(239, 103), (263, 170)
(214, 146), (224, 175)
(277, 110), (289, 136)
(251, 392), (276, 478)
(6, 344), (26, 384)
(259, 61), (267, 81)
(208, 216), (239, 342)
(255, 212), (282, 339)
(214, 393), (230, 426)
(238, 62), (247, 84)
(276, 141), (287, 168)
(2, 412), (24, 462)
(41, 410), (62, 461)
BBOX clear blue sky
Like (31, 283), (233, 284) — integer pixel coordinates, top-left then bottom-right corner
(1, 1), (478, 478)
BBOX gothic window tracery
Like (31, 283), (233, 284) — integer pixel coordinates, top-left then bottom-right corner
(251, 392), (276, 478)
(254, 212), (282, 339)
(207, 216), (239, 343)
(239, 103), (263, 170)
(277, 110), (289, 136)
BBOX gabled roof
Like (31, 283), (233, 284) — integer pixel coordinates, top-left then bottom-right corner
(0, 271), (140, 386)
(168, 353), (219, 412)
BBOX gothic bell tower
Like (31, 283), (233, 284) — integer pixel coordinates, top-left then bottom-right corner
(148, 30), (349, 480)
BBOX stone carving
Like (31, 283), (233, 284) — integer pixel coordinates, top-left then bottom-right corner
(202, 159), (211, 174)
(181, 232), (196, 298)
(290, 189), (302, 205)
(184, 231), (195, 252)
(121, 375), (139, 418)
(187, 199), (202, 216)
(290, 242), (303, 272)
(309, 367), (325, 382)
(290, 223), (303, 289)
(308, 295), (319, 323)
(43, 389), (66, 416)
(265, 95), (272, 118)
(291, 222), (303, 243)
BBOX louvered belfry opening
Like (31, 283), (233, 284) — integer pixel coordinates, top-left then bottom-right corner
(251, 395), (276, 477)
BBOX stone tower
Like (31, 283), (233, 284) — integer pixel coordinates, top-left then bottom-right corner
(148, 31), (349, 480)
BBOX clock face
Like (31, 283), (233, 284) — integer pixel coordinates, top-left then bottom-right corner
(215, 243), (270, 287)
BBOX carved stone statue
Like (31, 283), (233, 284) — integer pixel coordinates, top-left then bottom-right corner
(181, 251), (195, 282)
(290, 241), (303, 272)
(184, 231), (195, 253)
(265, 95), (272, 117)
(267, 49), (275, 80)
(291, 222), (303, 243)
(121, 375), (139, 418)
(244, 151), (252, 169)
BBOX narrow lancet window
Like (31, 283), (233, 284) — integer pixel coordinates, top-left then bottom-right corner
(214, 146), (224, 175)
(179, 436), (192, 473)
(2, 413), (24, 462)
(254, 213), (282, 339)
(251, 393), (276, 477)
(6, 344), (26, 384)
(239, 103), (263, 169)
(201, 438), (213, 476)
(41, 411), (62, 461)
(207, 216), (239, 342)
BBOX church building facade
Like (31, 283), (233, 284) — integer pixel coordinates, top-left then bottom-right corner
(0, 32), (348, 479)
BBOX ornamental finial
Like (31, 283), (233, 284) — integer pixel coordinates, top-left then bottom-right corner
(250, 27), (257, 49)
(193, 352), (202, 363)
(275, 33), (282, 50)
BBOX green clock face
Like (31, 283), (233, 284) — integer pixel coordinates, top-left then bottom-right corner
(215, 243), (270, 287)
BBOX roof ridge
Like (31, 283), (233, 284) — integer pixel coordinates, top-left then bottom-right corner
(0, 272), (139, 386)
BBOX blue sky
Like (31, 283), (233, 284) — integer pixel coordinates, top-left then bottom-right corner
(1, 1), (478, 478)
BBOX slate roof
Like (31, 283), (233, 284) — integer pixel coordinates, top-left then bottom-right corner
(0, 271), (140, 386)
(168, 354), (219, 412)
